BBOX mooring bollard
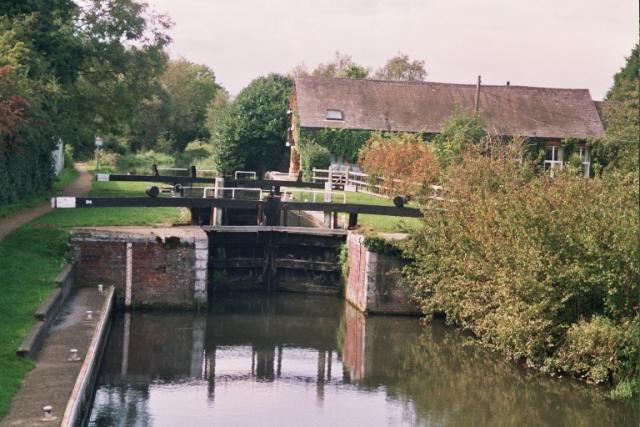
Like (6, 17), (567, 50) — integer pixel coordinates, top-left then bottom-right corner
(97, 284), (104, 295)
(68, 348), (80, 362)
(42, 405), (55, 422)
(86, 310), (93, 321)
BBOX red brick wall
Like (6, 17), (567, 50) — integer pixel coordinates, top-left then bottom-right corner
(73, 240), (127, 293)
(71, 232), (198, 308)
(346, 234), (367, 311)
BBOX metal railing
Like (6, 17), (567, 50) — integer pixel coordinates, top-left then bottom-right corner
(234, 170), (257, 180)
(312, 168), (442, 197)
(201, 187), (265, 200)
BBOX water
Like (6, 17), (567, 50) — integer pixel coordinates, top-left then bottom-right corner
(87, 294), (638, 427)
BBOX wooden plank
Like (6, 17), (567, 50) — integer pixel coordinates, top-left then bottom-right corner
(211, 258), (264, 268)
(106, 174), (215, 184)
(274, 259), (340, 272)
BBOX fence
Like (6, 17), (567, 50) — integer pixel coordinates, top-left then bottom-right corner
(312, 168), (443, 199)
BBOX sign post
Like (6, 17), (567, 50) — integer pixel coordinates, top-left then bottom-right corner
(95, 136), (104, 171)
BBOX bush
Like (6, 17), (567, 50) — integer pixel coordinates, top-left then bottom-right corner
(358, 133), (439, 196)
(114, 151), (175, 174)
(300, 139), (330, 179)
(403, 142), (639, 392)
(551, 316), (639, 385)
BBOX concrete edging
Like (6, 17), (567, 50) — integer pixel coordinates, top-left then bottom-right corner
(17, 263), (75, 358)
(59, 286), (114, 427)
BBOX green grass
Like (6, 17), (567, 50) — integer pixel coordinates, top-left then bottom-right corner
(0, 179), (187, 419)
(288, 189), (423, 232)
(0, 166), (79, 219)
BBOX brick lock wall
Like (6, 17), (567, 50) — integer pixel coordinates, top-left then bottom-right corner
(71, 228), (208, 308)
(345, 231), (420, 315)
(73, 240), (127, 293)
(346, 233), (367, 312)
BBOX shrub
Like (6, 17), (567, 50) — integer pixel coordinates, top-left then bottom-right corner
(358, 133), (439, 196)
(551, 316), (639, 385)
(403, 142), (639, 391)
(300, 139), (330, 180)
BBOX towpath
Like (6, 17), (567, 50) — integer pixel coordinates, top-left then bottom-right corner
(0, 163), (92, 242)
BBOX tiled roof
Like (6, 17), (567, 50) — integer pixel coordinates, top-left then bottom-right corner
(294, 77), (604, 139)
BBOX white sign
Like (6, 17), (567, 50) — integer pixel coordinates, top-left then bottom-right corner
(96, 173), (110, 182)
(95, 137), (104, 147)
(53, 197), (76, 208)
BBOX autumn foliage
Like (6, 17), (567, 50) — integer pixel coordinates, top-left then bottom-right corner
(358, 133), (439, 196)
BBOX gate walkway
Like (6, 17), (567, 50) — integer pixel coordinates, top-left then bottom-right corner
(0, 163), (92, 242)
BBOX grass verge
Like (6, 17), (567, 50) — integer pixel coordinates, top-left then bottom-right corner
(289, 189), (422, 232)
(0, 179), (186, 419)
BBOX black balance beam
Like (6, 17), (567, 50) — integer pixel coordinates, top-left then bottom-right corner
(51, 197), (422, 218)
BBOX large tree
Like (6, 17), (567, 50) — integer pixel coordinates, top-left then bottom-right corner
(161, 59), (220, 152)
(590, 44), (639, 174)
(375, 52), (427, 81)
(211, 74), (292, 175)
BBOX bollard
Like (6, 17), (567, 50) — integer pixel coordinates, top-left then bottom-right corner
(68, 348), (80, 362)
(86, 310), (93, 321)
(41, 405), (57, 422)
(97, 284), (104, 295)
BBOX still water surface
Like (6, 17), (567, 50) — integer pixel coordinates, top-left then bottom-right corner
(87, 294), (638, 426)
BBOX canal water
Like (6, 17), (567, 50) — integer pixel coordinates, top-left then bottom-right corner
(87, 294), (638, 427)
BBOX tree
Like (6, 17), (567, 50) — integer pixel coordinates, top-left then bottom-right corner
(160, 59), (220, 152)
(432, 112), (486, 168)
(206, 88), (230, 131)
(375, 53), (427, 81)
(590, 44), (639, 174)
(306, 52), (369, 79)
(212, 74), (292, 175)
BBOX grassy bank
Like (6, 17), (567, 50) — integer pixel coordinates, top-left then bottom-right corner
(0, 180), (186, 419)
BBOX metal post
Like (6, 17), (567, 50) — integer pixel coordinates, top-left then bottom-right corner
(213, 177), (224, 226)
(323, 181), (332, 228)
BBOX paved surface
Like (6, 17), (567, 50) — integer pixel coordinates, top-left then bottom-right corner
(0, 163), (92, 242)
(0, 288), (108, 427)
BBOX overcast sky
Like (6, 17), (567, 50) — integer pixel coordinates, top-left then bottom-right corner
(146, 0), (638, 100)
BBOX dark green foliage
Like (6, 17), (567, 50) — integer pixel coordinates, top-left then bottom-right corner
(211, 74), (292, 174)
(606, 43), (639, 100)
(160, 60), (220, 152)
(299, 128), (373, 164)
(363, 235), (403, 257)
(0, 0), (172, 207)
(590, 44), (639, 175)
(300, 140), (330, 179)
(431, 112), (486, 168)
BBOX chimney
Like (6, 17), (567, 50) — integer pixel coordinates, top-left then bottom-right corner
(474, 75), (481, 113)
(506, 81), (510, 86)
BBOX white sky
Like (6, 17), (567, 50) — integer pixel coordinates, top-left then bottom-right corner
(146, 0), (639, 100)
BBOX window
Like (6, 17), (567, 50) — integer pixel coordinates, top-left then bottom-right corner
(325, 109), (344, 121)
(544, 145), (563, 176)
(578, 146), (591, 177)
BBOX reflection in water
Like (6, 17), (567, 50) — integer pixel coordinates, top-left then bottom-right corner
(88, 294), (639, 427)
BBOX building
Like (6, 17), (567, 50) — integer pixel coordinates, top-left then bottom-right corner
(287, 76), (605, 176)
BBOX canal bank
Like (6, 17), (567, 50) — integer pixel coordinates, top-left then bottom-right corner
(1, 285), (114, 427)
